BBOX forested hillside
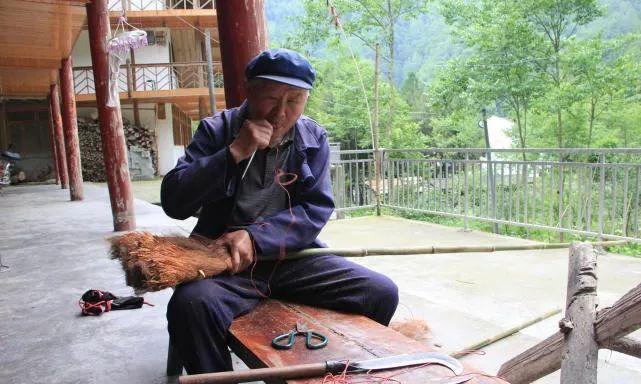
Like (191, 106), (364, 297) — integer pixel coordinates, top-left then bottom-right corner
(265, 0), (641, 151)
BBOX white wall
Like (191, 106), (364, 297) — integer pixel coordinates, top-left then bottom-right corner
(71, 29), (171, 66)
(70, 26), (184, 176)
(155, 102), (186, 176)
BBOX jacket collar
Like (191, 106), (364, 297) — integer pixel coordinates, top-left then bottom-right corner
(293, 117), (320, 151)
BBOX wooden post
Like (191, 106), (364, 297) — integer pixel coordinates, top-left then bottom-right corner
(50, 83), (69, 189)
(204, 28), (217, 115)
(0, 101), (7, 150)
(129, 49), (141, 126)
(198, 96), (208, 120)
(60, 57), (84, 201)
(86, 0), (136, 231)
(216, 0), (267, 107)
(47, 108), (60, 184)
(498, 281), (641, 384)
(560, 242), (598, 384)
(482, 108), (498, 233)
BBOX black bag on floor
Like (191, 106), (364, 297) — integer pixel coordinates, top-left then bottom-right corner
(79, 289), (153, 316)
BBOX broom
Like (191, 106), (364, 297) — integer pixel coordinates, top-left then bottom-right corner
(110, 232), (232, 294)
(109, 232), (628, 294)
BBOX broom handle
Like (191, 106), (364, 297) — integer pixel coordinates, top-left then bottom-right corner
(179, 362), (328, 384)
(261, 240), (627, 260)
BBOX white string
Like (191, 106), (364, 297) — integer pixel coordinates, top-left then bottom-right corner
(326, 1), (375, 151)
(241, 151), (257, 181)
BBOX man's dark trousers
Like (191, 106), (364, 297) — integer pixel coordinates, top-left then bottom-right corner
(167, 254), (399, 374)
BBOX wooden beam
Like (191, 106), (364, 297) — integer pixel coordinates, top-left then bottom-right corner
(560, 243), (598, 384)
(47, 109), (60, 184)
(87, 0), (135, 231)
(59, 57), (84, 201)
(107, 9), (218, 30)
(608, 337), (641, 359)
(50, 84), (69, 189)
(498, 281), (641, 384)
(76, 87), (225, 103)
(216, 0), (268, 107)
(595, 275), (641, 345)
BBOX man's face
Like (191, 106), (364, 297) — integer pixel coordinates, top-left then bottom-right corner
(246, 79), (309, 145)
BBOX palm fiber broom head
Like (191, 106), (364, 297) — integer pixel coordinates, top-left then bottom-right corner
(109, 232), (231, 294)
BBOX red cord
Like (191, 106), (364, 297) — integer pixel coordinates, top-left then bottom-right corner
(247, 145), (298, 298)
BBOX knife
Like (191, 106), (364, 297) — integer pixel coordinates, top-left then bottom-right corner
(179, 351), (464, 384)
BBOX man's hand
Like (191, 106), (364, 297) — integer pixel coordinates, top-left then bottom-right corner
(229, 119), (273, 163)
(213, 230), (255, 274)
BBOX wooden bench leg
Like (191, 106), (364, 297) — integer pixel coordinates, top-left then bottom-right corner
(166, 338), (184, 376)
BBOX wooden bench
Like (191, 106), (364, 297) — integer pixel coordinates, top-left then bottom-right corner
(168, 299), (507, 383)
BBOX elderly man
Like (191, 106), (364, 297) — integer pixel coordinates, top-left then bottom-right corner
(161, 48), (399, 374)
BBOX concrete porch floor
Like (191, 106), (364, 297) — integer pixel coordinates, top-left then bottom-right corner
(1, 183), (640, 383)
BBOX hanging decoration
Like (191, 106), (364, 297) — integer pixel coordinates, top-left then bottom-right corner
(106, 14), (148, 107)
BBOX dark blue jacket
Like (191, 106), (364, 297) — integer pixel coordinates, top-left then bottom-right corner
(160, 104), (334, 256)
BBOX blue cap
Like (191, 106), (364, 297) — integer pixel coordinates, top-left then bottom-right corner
(245, 48), (316, 90)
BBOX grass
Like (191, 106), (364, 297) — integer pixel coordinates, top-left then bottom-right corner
(340, 206), (641, 257)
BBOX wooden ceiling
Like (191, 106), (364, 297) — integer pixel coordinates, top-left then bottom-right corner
(0, 0), (88, 99)
(0, 2), (217, 100)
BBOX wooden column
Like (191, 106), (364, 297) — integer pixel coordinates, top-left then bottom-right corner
(0, 101), (7, 150)
(50, 84), (69, 189)
(216, 0), (267, 108)
(560, 242), (598, 384)
(198, 96), (208, 119)
(86, 0), (136, 231)
(60, 58), (84, 201)
(47, 110), (60, 184)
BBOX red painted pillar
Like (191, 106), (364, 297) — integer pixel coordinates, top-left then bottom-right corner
(47, 111), (60, 184)
(60, 57), (84, 201)
(50, 84), (69, 189)
(216, 0), (268, 108)
(86, 0), (136, 231)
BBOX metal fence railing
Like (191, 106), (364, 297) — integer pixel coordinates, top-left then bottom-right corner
(73, 62), (223, 96)
(330, 148), (641, 241)
(108, 0), (215, 11)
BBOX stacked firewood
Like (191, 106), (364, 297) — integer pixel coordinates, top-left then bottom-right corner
(78, 117), (157, 182)
(123, 119), (158, 175)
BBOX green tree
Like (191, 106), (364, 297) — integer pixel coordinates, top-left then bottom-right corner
(425, 60), (485, 148)
(566, 36), (632, 148)
(440, 0), (546, 156)
(522, 0), (602, 148)
(289, 0), (430, 141)
(304, 50), (426, 150)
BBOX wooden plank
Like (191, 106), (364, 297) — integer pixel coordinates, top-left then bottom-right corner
(75, 87), (225, 103)
(595, 279), (641, 345)
(229, 300), (506, 384)
(608, 336), (641, 359)
(560, 243), (598, 384)
(498, 281), (641, 384)
(108, 10), (218, 29)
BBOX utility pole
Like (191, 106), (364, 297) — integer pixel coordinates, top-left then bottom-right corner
(373, 44), (381, 216)
(481, 108), (498, 233)
(205, 29), (217, 115)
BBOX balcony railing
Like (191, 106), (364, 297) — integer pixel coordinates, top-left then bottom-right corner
(73, 62), (223, 95)
(108, 0), (215, 11)
(330, 148), (641, 241)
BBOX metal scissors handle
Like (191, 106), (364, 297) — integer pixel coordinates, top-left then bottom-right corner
(271, 321), (328, 350)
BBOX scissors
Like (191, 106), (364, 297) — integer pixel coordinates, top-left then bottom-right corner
(271, 321), (328, 350)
